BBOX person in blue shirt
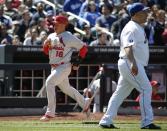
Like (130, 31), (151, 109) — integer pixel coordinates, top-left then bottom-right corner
(63, 0), (83, 15)
(95, 3), (117, 31)
(82, 1), (101, 27)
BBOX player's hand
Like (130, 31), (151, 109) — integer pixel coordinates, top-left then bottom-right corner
(44, 39), (52, 48)
(72, 65), (79, 70)
(131, 62), (138, 76)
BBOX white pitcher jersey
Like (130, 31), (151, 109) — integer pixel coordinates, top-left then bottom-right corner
(119, 20), (149, 66)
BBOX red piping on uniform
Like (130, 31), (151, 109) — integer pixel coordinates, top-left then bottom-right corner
(79, 45), (88, 59)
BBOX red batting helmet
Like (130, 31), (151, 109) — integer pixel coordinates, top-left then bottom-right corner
(52, 15), (69, 26)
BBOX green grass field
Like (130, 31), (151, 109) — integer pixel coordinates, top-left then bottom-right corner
(0, 119), (166, 131)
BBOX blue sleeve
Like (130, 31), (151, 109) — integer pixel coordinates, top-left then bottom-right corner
(63, 0), (71, 12)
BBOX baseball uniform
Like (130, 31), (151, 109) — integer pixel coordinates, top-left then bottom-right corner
(99, 20), (153, 128)
(99, 3), (161, 129)
(44, 31), (89, 117)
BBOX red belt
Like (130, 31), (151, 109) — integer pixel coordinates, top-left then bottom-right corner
(51, 62), (64, 68)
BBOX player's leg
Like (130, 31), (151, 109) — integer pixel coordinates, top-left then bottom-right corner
(99, 59), (134, 127)
(58, 78), (85, 108)
(40, 71), (57, 121)
(130, 64), (154, 128)
(122, 60), (156, 128)
(58, 77), (92, 116)
(40, 65), (71, 121)
(99, 75), (134, 127)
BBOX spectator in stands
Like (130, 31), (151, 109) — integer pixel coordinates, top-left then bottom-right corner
(36, 17), (48, 34)
(0, 23), (13, 45)
(144, 15), (156, 45)
(81, 1), (101, 27)
(82, 24), (95, 45)
(11, 20), (20, 35)
(30, 2), (46, 26)
(95, 3), (117, 31)
(145, 9), (166, 45)
(63, 0), (83, 15)
(150, 4), (160, 19)
(153, 9), (166, 45)
(22, 0), (36, 14)
(0, 5), (13, 29)
(17, 4), (28, 14)
(45, 10), (55, 33)
(12, 35), (22, 45)
(23, 27), (39, 46)
(35, 31), (48, 46)
(16, 9), (32, 42)
(111, 5), (130, 45)
(149, 0), (167, 10)
(10, 0), (21, 9)
(4, 0), (20, 20)
(79, 0), (94, 18)
(89, 31), (111, 46)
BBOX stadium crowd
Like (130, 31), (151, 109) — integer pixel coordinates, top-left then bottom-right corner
(0, 0), (166, 47)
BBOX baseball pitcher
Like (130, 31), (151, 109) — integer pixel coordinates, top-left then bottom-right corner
(99, 2), (161, 129)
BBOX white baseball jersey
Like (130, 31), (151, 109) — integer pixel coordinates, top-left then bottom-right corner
(120, 20), (149, 66)
(48, 31), (85, 64)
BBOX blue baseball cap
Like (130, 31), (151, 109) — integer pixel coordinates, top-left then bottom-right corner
(128, 2), (149, 16)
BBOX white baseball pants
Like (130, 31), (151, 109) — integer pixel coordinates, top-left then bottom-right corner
(99, 59), (153, 128)
(45, 63), (85, 117)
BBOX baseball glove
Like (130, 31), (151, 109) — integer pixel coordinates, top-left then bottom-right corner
(71, 55), (83, 66)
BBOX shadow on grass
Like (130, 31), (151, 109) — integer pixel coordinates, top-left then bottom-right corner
(82, 121), (99, 124)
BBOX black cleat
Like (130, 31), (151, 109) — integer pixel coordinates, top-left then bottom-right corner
(100, 124), (119, 129)
(141, 123), (161, 130)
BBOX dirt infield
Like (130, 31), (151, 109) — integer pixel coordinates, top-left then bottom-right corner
(0, 113), (167, 121)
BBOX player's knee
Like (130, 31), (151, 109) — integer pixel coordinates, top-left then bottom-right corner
(45, 78), (54, 87)
(147, 86), (152, 93)
(143, 85), (152, 94)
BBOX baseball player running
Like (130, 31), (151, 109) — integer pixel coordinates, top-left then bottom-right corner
(99, 3), (161, 129)
(40, 15), (91, 121)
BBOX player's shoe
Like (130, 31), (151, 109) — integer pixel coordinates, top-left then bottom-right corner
(40, 114), (54, 122)
(99, 124), (118, 129)
(141, 123), (161, 129)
